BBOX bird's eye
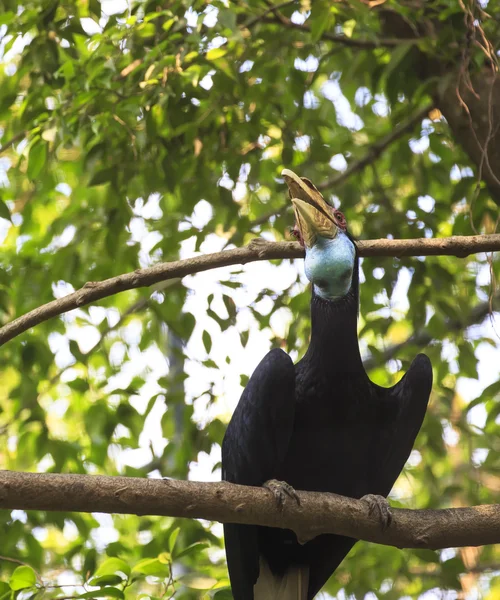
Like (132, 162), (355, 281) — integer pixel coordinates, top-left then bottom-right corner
(334, 210), (347, 231)
(290, 226), (305, 247)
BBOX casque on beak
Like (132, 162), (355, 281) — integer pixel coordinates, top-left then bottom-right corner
(282, 169), (339, 248)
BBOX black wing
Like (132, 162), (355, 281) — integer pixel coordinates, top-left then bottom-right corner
(377, 353), (433, 496)
(222, 348), (296, 600)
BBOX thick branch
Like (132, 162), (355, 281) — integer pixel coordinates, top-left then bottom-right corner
(0, 471), (498, 550)
(1, 235), (500, 346)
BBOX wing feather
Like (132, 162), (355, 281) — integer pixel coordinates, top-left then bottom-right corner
(378, 353), (433, 495)
(222, 348), (296, 600)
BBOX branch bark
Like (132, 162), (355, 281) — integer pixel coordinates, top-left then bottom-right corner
(0, 470), (498, 550)
(2, 235), (500, 347)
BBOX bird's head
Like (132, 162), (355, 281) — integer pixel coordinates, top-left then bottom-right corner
(282, 168), (356, 301)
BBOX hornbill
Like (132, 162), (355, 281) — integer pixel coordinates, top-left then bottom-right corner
(222, 169), (432, 600)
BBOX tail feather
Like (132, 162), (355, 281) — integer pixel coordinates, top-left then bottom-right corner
(254, 558), (309, 600)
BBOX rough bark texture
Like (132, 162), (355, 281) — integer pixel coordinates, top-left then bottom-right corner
(436, 71), (500, 202)
(378, 6), (500, 202)
(0, 470), (499, 550)
(1, 234), (500, 347)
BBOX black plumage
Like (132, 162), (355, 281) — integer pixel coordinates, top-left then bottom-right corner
(222, 174), (432, 600)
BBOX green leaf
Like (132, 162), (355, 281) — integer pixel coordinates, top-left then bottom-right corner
(239, 330), (249, 348)
(27, 141), (47, 179)
(174, 541), (209, 560)
(94, 557), (131, 578)
(162, 18), (176, 32)
(9, 565), (37, 591)
(89, 0), (101, 18)
(218, 9), (237, 31)
(0, 196), (11, 222)
(132, 558), (170, 577)
(168, 527), (180, 553)
(89, 168), (115, 186)
(222, 294), (236, 321)
(69, 339), (88, 363)
(206, 48), (227, 61)
(88, 575), (125, 587)
(158, 551), (171, 564)
(137, 23), (156, 38)
(202, 330), (212, 354)
(213, 589), (233, 600)
(0, 12), (15, 26)
(309, 1), (333, 42)
(0, 581), (10, 600)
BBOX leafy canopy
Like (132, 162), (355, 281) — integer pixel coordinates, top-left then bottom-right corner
(0, 1), (499, 599)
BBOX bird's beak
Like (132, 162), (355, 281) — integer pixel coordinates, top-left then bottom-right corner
(282, 168), (338, 248)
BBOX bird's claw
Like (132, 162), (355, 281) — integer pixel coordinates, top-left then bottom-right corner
(361, 494), (392, 530)
(263, 479), (301, 509)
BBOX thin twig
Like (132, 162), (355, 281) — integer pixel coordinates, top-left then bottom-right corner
(0, 555), (43, 584)
(249, 202), (289, 228)
(248, 104), (432, 227)
(318, 104), (433, 190)
(363, 289), (500, 370)
(244, 0), (296, 29)
(261, 15), (421, 48)
(0, 131), (27, 156)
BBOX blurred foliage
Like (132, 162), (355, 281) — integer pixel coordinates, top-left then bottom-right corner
(0, 0), (499, 598)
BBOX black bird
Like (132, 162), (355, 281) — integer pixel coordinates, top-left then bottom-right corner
(222, 169), (432, 600)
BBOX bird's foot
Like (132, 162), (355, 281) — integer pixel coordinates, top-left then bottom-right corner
(263, 479), (301, 509)
(361, 494), (392, 530)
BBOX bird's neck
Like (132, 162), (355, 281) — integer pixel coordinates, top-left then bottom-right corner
(306, 269), (364, 373)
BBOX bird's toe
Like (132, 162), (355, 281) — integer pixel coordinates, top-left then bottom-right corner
(263, 479), (301, 509)
(361, 494), (392, 530)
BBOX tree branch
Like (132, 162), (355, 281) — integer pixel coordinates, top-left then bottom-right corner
(249, 203), (289, 228)
(0, 470), (498, 550)
(0, 131), (27, 156)
(1, 235), (500, 346)
(248, 104), (432, 227)
(363, 289), (500, 370)
(317, 104), (434, 191)
(260, 15), (417, 49)
(244, 1), (296, 29)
